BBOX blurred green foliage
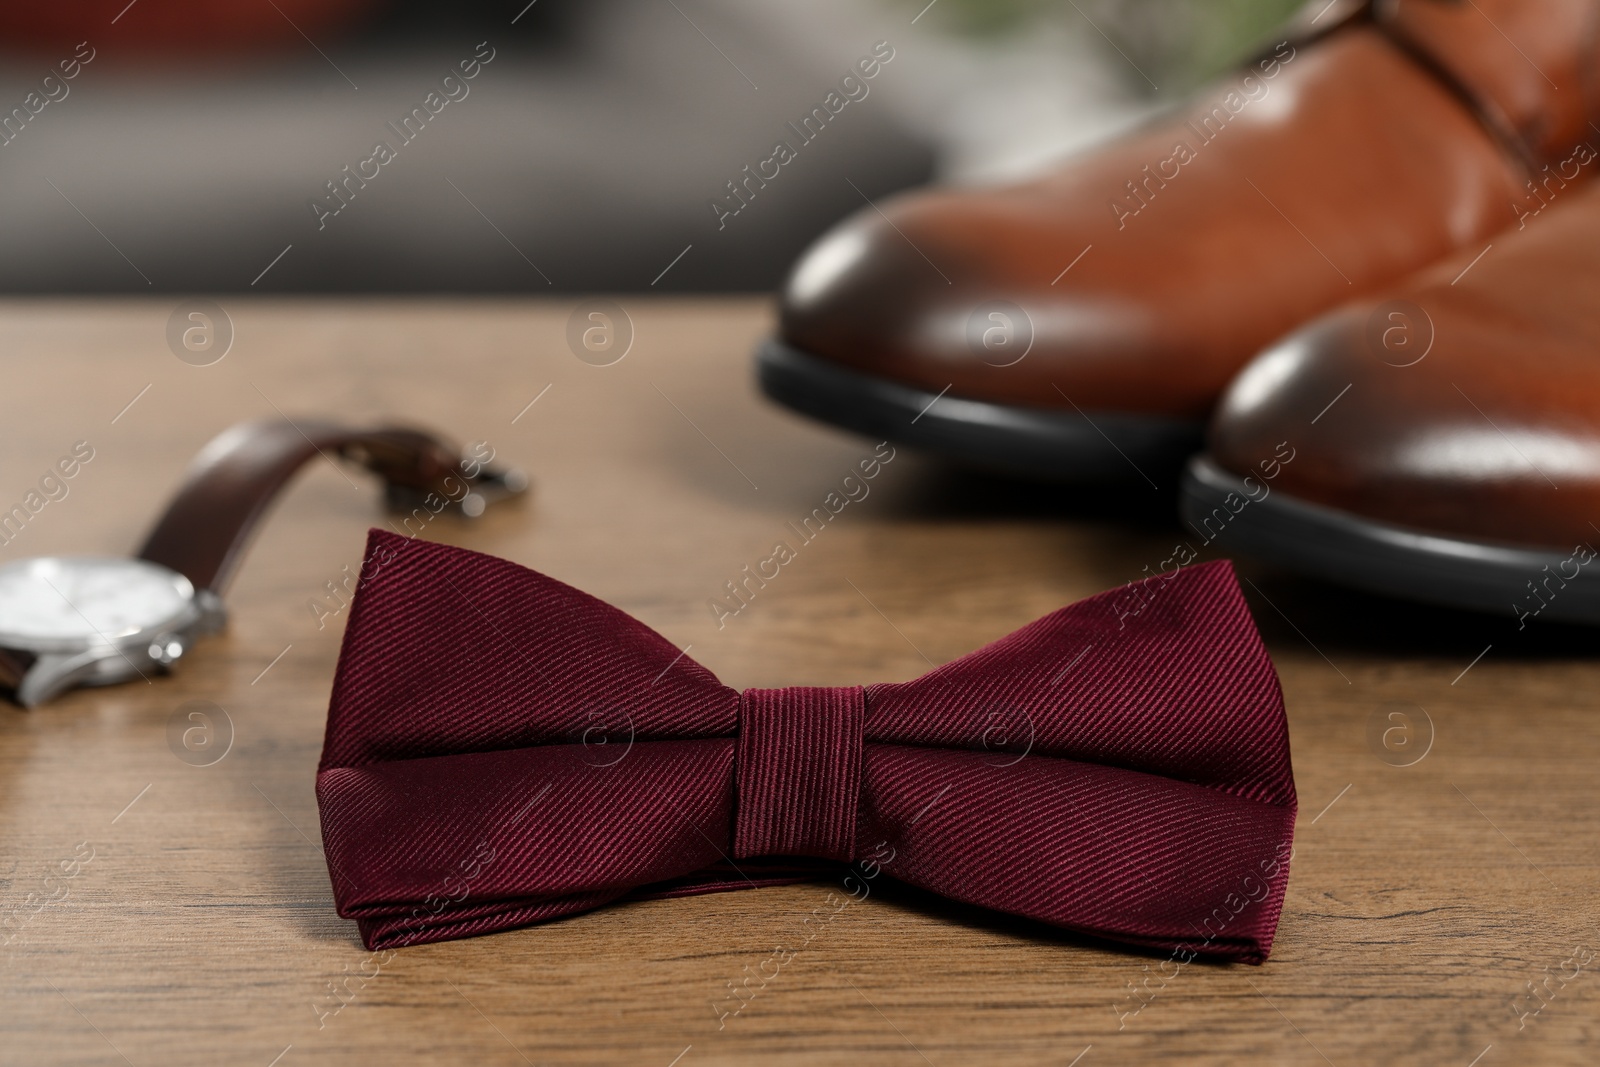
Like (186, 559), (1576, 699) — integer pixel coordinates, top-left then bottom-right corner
(911, 0), (1308, 91)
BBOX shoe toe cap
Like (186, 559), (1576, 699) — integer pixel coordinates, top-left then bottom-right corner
(778, 189), (1010, 379)
(1210, 304), (1600, 548)
(775, 186), (1169, 414)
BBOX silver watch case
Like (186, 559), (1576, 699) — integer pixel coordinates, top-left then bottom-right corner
(0, 557), (225, 708)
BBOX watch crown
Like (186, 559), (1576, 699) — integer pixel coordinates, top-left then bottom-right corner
(149, 634), (186, 668)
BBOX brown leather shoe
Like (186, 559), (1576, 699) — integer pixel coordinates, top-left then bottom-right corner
(1183, 176), (1600, 624)
(760, 0), (1600, 482)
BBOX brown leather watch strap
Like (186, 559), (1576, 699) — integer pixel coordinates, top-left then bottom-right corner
(137, 418), (522, 594)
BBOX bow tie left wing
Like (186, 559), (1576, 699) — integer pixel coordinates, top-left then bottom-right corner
(319, 529), (739, 769)
(317, 529), (746, 947)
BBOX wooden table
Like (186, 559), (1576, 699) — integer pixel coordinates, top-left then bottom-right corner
(1, 298), (1595, 1067)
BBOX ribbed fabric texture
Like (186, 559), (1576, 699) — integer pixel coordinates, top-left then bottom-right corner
(734, 686), (864, 862)
(316, 529), (1298, 961)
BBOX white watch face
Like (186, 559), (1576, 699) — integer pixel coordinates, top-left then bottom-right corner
(0, 557), (195, 648)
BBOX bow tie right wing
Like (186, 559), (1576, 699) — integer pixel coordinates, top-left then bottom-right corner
(856, 561), (1297, 963)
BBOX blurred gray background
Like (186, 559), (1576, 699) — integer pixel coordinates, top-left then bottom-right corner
(0, 0), (1301, 293)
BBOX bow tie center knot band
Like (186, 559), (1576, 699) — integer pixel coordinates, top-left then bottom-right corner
(734, 686), (865, 862)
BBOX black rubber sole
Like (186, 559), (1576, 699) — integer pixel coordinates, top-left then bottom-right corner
(756, 339), (1204, 483)
(1181, 455), (1600, 625)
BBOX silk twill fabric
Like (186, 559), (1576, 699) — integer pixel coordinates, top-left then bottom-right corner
(316, 529), (1298, 961)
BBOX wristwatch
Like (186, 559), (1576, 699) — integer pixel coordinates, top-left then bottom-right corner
(0, 418), (526, 707)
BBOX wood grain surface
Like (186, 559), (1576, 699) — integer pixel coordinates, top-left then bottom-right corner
(0, 297), (1595, 1067)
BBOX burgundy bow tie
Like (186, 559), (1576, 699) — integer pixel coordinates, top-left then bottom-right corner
(316, 530), (1297, 962)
